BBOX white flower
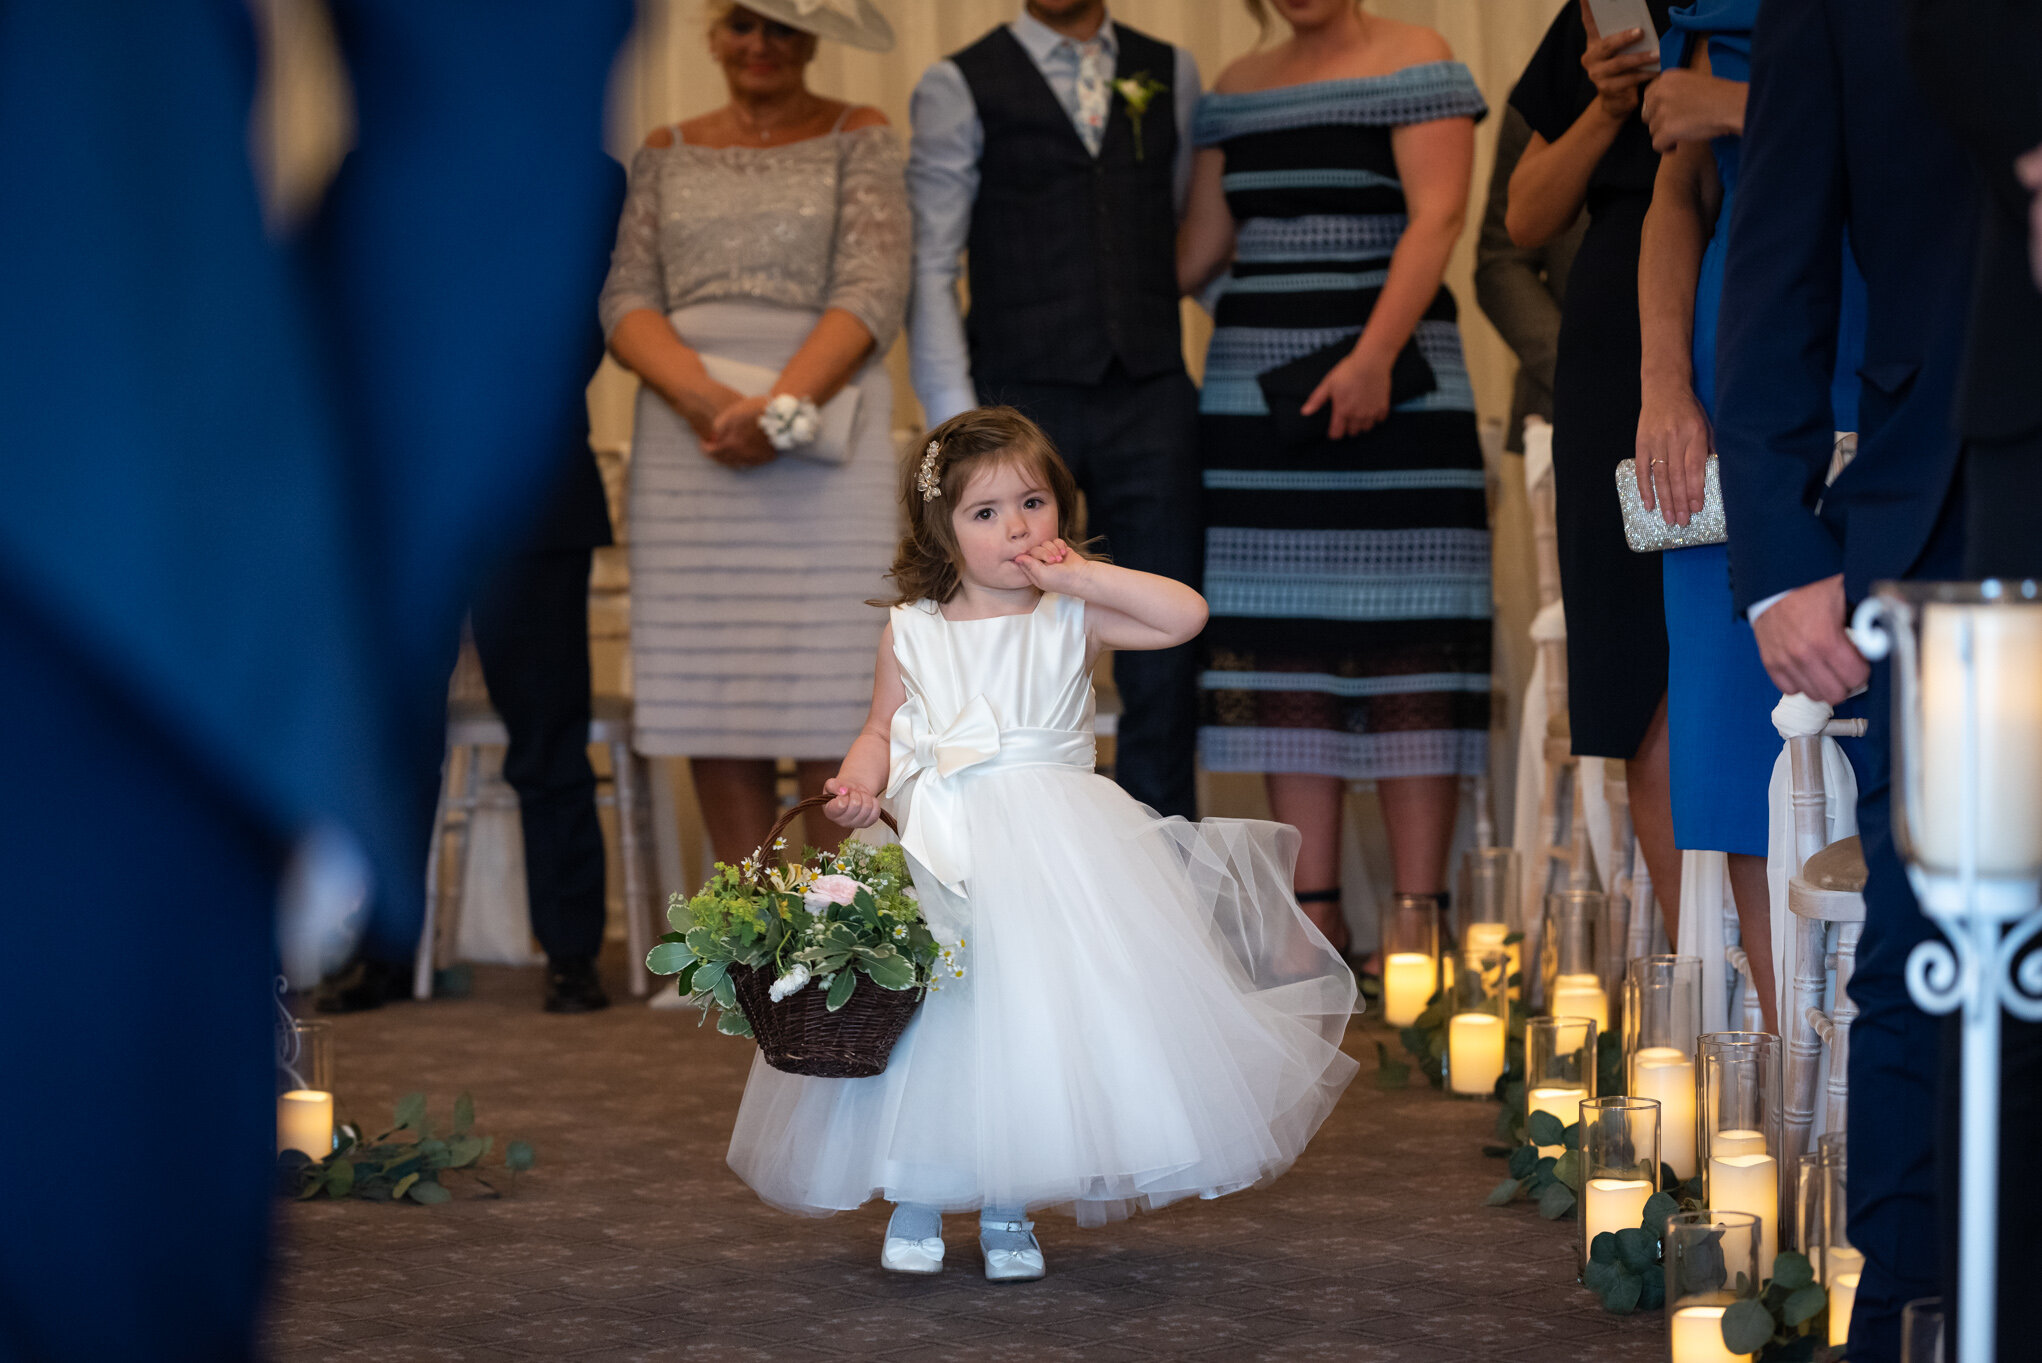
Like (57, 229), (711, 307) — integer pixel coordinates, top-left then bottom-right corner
(759, 394), (822, 452)
(767, 963), (812, 1002)
(804, 874), (863, 910)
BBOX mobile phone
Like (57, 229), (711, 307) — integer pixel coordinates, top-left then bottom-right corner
(1586, 0), (1660, 59)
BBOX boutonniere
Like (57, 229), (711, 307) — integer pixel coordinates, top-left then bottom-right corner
(1113, 72), (1168, 161)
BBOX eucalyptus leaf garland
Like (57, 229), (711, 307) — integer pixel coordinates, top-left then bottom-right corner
(279, 1091), (536, 1205)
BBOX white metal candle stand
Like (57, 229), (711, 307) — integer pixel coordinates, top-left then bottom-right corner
(1858, 598), (2042, 1363)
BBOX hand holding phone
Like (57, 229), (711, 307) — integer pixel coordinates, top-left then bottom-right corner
(1579, 0), (1660, 121)
(1585, 0), (1659, 59)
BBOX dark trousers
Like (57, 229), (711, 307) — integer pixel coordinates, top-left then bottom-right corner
(374, 548), (605, 968)
(1936, 439), (2042, 1362)
(980, 365), (1203, 820)
(1848, 495), (1966, 1363)
(468, 548), (606, 964)
(0, 586), (283, 1362)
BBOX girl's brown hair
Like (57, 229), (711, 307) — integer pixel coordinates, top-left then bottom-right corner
(876, 406), (1085, 607)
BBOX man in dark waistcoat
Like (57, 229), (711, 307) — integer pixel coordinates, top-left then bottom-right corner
(908, 0), (1203, 820)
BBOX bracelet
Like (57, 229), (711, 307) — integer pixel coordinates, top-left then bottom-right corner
(759, 393), (821, 451)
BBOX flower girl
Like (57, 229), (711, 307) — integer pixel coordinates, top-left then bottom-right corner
(724, 407), (1358, 1281)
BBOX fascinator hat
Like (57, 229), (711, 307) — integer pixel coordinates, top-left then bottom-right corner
(720, 0), (896, 52)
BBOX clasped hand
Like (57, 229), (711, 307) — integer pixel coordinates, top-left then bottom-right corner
(675, 382), (778, 469)
(702, 393), (778, 469)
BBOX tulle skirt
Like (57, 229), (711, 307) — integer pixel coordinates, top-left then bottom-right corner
(725, 765), (1360, 1226)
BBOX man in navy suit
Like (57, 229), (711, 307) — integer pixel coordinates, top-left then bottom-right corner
(1906, 3), (2042, 1347)
(1712, 2), (1978, 1358)
(0, 2), (627, 1358)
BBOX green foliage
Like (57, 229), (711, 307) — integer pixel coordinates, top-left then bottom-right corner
(645, 837), (960, 1033)
(1483, 1106), (1583, 1219)
(1579, 1189), (1688, 1315)
(1713, 1251), (1827, 1360)
(283, 1092), (534, 1205)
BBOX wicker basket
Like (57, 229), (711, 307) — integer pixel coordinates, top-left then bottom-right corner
(730, 796), (924, 1079)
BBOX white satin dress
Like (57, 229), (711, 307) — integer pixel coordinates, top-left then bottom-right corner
(726, 592), (1360, 1226)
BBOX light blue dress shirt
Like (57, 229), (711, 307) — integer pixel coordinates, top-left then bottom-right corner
(906, 9), (1201, 423)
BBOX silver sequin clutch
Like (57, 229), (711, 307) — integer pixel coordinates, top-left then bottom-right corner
(1614, 454), (1728, 552)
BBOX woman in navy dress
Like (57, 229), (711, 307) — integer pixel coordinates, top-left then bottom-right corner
(1636, 0), (1863, 1031)
(1178, 0), (1490, 952)
(1507, 0), (1681, 936)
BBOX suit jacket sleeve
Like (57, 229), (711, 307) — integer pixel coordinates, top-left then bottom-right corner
(1710, 0), (1849, 611)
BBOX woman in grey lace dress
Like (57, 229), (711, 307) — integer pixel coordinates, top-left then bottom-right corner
(599, 1), (908, 862)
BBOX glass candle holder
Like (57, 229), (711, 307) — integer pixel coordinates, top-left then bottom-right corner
(277, 1017), (335, 1159)
(1525, 1015), (1597, 1157)
(1665, 1210), (1763, 1363)
(1544, 890), (1611, 1034)
(1862, 580), (2042, 879)
(1380, 892), (1442, 1027)
(1446, 949), (1510, 1098)
(1625, 955), (1703, 1179)
(1793, 1150), (1826, 1275)
(1458, 847), (1524, 999)
(1700, 1031), (1784, 1280)
(1901, 1296), (1946, 1363)
(1823, 1143), (1865, 1348)
(1581, 1095), (1660, 1266)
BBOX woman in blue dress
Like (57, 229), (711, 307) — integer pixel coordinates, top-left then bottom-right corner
(1635, 0), (1864, 1032)
(1176, 0), (1491, 954)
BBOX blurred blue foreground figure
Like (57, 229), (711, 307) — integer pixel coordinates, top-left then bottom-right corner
(0, 2), (628, 1359)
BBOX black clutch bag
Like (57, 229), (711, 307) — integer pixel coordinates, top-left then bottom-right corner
(1256, 335), (1437, 446)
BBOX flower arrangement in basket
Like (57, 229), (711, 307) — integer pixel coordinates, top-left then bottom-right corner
(645, 796), (963, 1078)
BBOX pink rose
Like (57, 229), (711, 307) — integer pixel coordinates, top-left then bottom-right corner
(804, 875), (862, 910)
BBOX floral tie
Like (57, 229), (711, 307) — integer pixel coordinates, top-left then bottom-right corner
(1071, 38), (1111, 156)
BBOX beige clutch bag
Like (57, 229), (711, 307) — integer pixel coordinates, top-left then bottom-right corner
(1614, 454), (1727, 552)
(698, 352), (860, 465)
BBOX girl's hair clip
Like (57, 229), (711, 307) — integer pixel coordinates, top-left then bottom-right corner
(915, 440), (942, 501)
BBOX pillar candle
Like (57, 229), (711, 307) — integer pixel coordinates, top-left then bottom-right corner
(1633, 1047), (1697, 1178)
(1712, 1128), (1766, 1159)
(1526, 1085), (1586, 1157)
(1917, 602), (2042, 874)
(278, 1089), (334, 1159)
(1550, 973), (1608, 1033)
(1448, 1013), (1506, 1095)
(1382, 952), (1434, 1026)
(1825, 1245), (1865, 1286)
(1829, 1270), (1861, 1347)
(1584, 1176), (1654, 1244)
(1709, 1152), (1778, 1279)
(1670, 1305), (1754, 1363)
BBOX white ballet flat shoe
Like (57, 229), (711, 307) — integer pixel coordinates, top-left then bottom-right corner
(880, 1235), (945, 1275)
(979, 1218), (1045, 1282)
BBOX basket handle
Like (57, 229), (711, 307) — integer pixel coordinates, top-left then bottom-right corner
(760, 793), (899, 857)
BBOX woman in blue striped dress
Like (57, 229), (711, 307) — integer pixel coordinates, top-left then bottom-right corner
(1178, 0), (1490, 952)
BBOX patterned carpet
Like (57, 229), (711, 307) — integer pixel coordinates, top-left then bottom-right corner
(265, 957), (1662, 1362)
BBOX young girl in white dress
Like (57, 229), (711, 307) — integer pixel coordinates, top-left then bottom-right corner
(724, 407), (1359, 1281)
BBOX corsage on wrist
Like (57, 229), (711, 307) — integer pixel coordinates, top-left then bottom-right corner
(759, 394), (822, 451)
